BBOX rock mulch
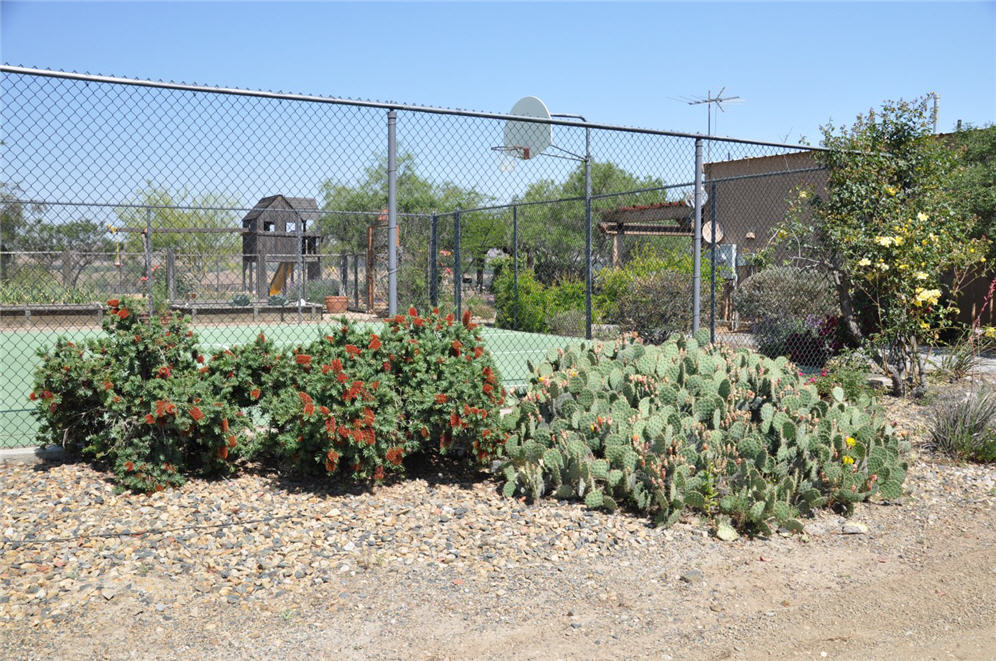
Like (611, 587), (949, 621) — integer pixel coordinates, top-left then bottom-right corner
(1, 395), (994, 659)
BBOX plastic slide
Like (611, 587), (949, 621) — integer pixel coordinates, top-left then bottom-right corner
(268, 262), (295, 296)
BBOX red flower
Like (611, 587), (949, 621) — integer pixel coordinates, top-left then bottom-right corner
(124, 461), (134, 471)
(445, 313), (454, 325)
(385, 447), (404, 465)
(345, 344), (361, 357)
(41, 390), (54, 400)
(332, 358), (343, 372)
(217, 445), (229, 460)
(368, 334), (382, 351)
(250, 388), (261, 400)
(451, 340), (462, 357)
(106, 299), (120, 308)
(383, 361), (392, 372)
(483, 383), (494, 394)
(196, 355), (205, 364)
(295, 354), (312, 367)
(408, 306), (418, 316)
(221, 419), (229, 433)
(298, 391), (315, 416)
(322, 364), (332, 375)
(420, 426), (429, 439)
(117, 308), (130, 320)
(435, 393), (448, 404)
(337, 372), (348, 384)
(450, 412), (461, 428)
(363, 407), (375, 426)
(190, 406), (205, 422)
(374, 465), (385, 481)
(473, 346), (483, 359)
(462, 309), (472, 327)
(29, 392), (37, 401)
(319, 405), (330, 416)
(144, 414), (156, 424)
(227, 435), (237, 448)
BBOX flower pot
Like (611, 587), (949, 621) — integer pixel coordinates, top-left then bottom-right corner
(325, 296), (348, 314)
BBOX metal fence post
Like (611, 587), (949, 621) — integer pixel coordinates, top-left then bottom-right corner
(387, 109), (398, 316)
(709, 181), (718, 344)
(144, 207), (153, 317)
(584, 126), (593, 341)
(295, 209), (304, 323)
(429, 214), (438, 307)
(453, 209), (462, 318)
(166, 248), (176, 304)
(512, 205), (519, 329)
(692, 138), (703, 334)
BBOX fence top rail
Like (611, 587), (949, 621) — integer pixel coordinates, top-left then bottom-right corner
(1, 64), (830, 153)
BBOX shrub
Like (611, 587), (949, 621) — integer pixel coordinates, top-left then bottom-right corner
(928, 389), (996, 463)
(501, 331), (908, 535)
(809, 351), (873, 403)
(613, 271), (692, 344)
(734, 267), (841, 365)
(30, 298), (250, 492)
(304, 279), (341, 302)
(492, 257), (587, 333)
(261, 307), (507, 480)
(547, 309), (587, 337)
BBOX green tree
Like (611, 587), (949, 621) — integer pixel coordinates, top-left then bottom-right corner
(117, 187), (239, 283)
(951, 124), (996, 254)
(515, 161), (665, 283)
(779, 96), (986, 394)
(16, 219), (113, 287)
(0, 183), (44, 281)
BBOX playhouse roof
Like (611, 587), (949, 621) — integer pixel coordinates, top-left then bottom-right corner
(242, 195), (320, 224)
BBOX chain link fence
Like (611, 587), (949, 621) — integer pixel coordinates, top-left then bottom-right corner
(1, 66), (834, 447)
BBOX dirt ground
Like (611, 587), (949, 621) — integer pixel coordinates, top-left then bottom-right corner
(2, 382), (994, 660)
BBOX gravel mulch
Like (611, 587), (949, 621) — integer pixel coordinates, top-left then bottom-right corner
(1, 390), (995, 660)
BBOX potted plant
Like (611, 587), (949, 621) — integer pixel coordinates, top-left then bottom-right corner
(305, 280), (347, 313)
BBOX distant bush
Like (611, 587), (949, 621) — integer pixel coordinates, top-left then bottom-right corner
(734, 267), (841, 365)
(304, 279), (341, 301)
(613, 271), (693, 344)
(492, 257), (587, 333)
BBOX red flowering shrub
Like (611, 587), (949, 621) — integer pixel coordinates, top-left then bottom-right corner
(30, 297), (250, 492)
(380, 306), (507, 464)
(259, 308), (507, 482)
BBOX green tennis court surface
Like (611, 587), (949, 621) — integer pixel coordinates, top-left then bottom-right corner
(1, 322), (579, 448)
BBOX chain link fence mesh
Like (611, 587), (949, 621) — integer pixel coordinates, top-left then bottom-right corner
(1, 67), (834, 447)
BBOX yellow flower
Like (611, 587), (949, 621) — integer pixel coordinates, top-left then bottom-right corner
(917, 212), (929, 222)
(884, 185), (898, 197)
(920, 321), (930, 330)
(842, 455), (855, 465)
(857, 257), (872, 267)
(985, 327), (996, 340)
(876, 262), (890, 272)
(914, 271), (928, 280)
(875, 236), (894, 247)
(893, 236), (904, 246)
(845, 436), (856, 447)
(913, 288), (942, 307)
(798, 190), (809, 200)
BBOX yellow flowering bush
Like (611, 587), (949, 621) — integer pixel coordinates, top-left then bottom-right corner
(776, 96), (987, 395)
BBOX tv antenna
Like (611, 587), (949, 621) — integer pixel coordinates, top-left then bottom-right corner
(687, 88), (742, 161)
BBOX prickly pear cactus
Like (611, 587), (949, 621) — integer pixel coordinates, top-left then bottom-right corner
(501, 331), (908, 535)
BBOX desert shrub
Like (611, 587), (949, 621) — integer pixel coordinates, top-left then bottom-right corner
(304, 279), (341, 302)
(492, 257), (588, 333)
(261, 307), (507, 480)
(547, 309), (587, 337)
(928, 390), (996, 463)
(613, 271), (693, 344)
(734, 267), (841, 364)
(30, 298), (250, 492)
(809, 351), (873, 403)
(501, 331), (908, 535)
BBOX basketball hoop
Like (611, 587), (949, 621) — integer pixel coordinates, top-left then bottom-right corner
(491, 145), (530, 172)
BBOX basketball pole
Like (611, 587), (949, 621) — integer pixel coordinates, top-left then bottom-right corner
(387, 109), (398, 316)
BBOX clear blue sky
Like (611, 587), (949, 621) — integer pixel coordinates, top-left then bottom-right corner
(3, 1), (993, 143)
